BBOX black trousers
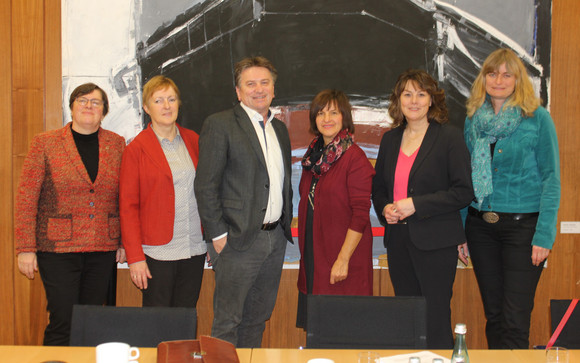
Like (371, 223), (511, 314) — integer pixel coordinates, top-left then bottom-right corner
(466, 213), (544, 349)
(142, 254), (205, 308)
(37, 251), (117, 346)
(386, 224), (458, 349)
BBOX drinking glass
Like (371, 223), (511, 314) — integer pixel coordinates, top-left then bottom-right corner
(546, 346), (569, 363)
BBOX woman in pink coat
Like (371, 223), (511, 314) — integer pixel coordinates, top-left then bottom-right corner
(296, 89), (375, 330)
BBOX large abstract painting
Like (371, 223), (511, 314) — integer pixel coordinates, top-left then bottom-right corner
(62, 0), (552, 263)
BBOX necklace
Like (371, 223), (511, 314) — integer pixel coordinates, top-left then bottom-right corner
(308, 177), (319, 210)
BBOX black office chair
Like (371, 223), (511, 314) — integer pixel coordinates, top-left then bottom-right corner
(70, 305), (197, 347)
(306, 295), (427, 349)
(550, 299), (580, 349)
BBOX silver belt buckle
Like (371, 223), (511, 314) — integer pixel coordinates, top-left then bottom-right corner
(482, 212), (500, 223)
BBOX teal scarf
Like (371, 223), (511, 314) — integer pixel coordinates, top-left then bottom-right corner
(469, 99), (522, 208)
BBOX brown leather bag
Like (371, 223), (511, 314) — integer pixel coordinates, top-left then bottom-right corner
(157, 336), (240, 363)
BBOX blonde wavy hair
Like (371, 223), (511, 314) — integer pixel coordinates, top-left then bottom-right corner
(466, 48), (541, 117)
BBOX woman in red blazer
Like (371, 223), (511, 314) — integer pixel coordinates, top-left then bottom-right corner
(296, 90), (375, 330)
(15, 83), (126, 345)
(372, 70), (474, 348)
(120, 76), (205, 308)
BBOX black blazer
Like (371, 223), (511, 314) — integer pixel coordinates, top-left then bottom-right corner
(194, 104), (293, 251)
(372, 122), (474, 250)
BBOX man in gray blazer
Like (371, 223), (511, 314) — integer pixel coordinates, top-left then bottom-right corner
(194, 56), (293, 347)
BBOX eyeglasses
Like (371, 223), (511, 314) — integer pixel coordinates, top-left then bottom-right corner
(76, 97), (104, 107)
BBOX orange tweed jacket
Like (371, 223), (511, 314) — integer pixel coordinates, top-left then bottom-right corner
(15, 123), (125, 254)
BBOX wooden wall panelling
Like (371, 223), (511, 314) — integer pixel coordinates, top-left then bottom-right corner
(264, 268), (303, 348)
(116, 267), (216, 340)
(378, 269), (395, 297)
(525, 0), (580, 348)
(12, 90), (45, 156)
(45, 0), (63, 130)
(550, 0), (580, 298)
(555, 0), (580, 298)
(12, 91), (47, 345)
(10, 0), (60, 345)
(450, 270), (487, 349)
(379, 268), (489, 349)
(373, 267), (382, 296)
(11, 0), (44, 90)
(0, 0), (15, 345)
(13, 262), (47, 345)
(196, 269), (215, 338)
(115, 269), (142, 308)
(552, 0), (580, 301)
(115, 261), (570, 349)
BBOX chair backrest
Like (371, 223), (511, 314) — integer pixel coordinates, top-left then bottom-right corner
(550, 299), (580, 349)
(70, 305), (197, 347)
(306, 295), (427, 349)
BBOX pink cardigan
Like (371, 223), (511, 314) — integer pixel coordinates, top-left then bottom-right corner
(15, 123), (125, 253)
(119, 124), (200, 264)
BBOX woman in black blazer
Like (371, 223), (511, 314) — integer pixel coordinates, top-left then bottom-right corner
(372, 70), (474, 348)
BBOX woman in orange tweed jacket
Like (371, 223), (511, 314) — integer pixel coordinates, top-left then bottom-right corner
(15, 83), (126, 346)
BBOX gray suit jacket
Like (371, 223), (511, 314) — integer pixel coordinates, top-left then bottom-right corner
(194, 104), (293, 251)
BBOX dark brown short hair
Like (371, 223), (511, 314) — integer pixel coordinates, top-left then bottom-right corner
(142, 75), (181, 106)
(388, 69), (448, 127)
(69, 83), (109, 116)
(234, 56), (278, 87)
(309, 89), (355, 136)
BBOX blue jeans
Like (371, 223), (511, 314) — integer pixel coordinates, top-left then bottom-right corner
(208, 225), (287, 347)
(466, 212), (544, 349)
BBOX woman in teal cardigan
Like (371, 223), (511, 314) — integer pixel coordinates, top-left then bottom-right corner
(464, 48), (560, 349)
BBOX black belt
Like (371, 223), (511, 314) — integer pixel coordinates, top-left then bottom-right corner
(261, 220), (279, 231)
(468, 207), (538, 224)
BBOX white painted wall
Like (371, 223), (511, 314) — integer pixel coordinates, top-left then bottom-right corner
(62, 0), (142, 142)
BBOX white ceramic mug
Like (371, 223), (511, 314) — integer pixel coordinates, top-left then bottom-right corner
(96, 342), (140, 363)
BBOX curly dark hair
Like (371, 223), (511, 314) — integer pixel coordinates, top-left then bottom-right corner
(388, 69), (448, 127)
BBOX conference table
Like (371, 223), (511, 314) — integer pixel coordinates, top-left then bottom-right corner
(0, 345), (251, 363)
(250, 348), (580, 362)
(1, 345), (578, 362)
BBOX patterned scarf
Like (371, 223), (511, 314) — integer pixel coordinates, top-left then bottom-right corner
(469, 99), (522, 208)
(301, 129), (354, 177)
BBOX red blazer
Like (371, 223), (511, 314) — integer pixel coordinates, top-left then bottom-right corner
(15, 123), (125, 253)
(120, 124), (200, 264)
(297, 143), (375, 295)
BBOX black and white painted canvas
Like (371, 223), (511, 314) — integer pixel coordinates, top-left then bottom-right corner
(62, 0), (552, 263)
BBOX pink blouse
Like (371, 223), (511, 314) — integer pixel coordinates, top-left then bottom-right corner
(393, 148), (419, 202)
